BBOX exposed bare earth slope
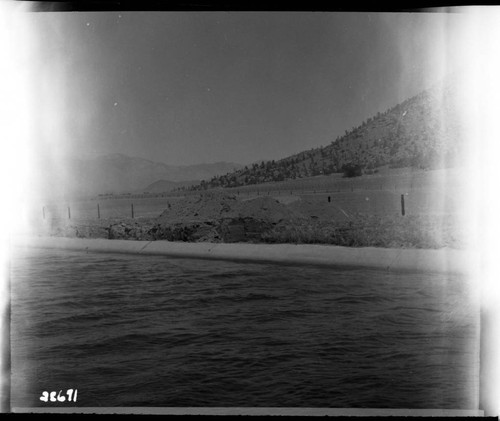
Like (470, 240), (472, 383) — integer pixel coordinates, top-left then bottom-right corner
(40, 192), (465, 249)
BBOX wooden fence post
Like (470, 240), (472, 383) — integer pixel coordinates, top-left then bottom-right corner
(68, 207), (71, 219)
(97, 203), (100, 219)
(131, 203), (134, 218)
(401, 194), (405, 216)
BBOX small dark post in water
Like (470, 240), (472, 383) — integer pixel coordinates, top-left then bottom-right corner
(97, 203), (100, 219)
(42, 207), (45, 220)
(68, 207), (71, 219)
(131, 203), (134, 218)
(328, 196), (331, 203)
(401, 194), (405, 216)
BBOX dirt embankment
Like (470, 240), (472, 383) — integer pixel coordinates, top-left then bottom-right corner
(151, 192), (304, 242)
(43, 192), (466, 249)
(48, 192), (305, 243)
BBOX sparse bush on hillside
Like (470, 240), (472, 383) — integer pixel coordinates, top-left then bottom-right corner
(341, 163), (363, 178)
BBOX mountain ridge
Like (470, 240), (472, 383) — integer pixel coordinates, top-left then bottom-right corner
(182, 75), (465, 191)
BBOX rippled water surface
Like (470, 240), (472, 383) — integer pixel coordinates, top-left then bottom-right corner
(11, 247), (479, 409)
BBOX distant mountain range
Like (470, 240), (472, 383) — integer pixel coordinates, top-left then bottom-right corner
(32, 153), (243, 198)
(183, 75), (465, 191)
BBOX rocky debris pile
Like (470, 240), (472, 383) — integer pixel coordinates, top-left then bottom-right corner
(105, 220), (156, 240)
(46, 193), (305, 243)
(151, 192), (304, 242)
(46, 218), (158, 241)
(158, 191), (299, 223)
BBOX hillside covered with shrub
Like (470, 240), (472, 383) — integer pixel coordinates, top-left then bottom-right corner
(181, 76), (465, 191)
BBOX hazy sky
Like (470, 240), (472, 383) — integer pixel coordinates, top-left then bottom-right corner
(27, 11), (469, 166)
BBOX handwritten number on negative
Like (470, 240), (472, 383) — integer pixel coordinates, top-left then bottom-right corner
(40, 389), (77, 403)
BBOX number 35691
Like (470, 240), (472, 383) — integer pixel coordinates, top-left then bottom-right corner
(40, 389), (77, 402)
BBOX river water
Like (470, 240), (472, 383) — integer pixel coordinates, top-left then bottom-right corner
(10, 247), (479, 409)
